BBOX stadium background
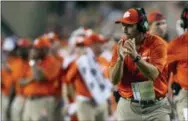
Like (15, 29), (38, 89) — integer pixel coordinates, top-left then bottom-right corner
(1, 1), (186, 41)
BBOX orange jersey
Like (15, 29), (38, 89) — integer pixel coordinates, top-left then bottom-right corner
(66, 56), (109, 98)
(110, 33), (168, 98)
(10, 57), (30, 95)
(168, 32), (188, 89)
(23, 55), (61, 96)
(1, 56), (18, 96)
(1, 68), (14, 96)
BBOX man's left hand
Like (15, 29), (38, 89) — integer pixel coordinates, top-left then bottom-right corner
(123, 38), (138, 60)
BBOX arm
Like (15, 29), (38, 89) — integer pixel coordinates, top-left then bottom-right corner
(109, 40), (127, 85)
(29, 60), (46, 82)
(124, 39), (166, 81)
(110, 56), (124, 85)
(31, 64), (46, 82)
(135, 57), (159, 81)
(64, 62), (77, 103)
(63, 83), (69, 105)
(6, 83), (16, 120)
(29, 56), (61, 82)
(63, 64), (77, 116)
(63, 83), (76, 103)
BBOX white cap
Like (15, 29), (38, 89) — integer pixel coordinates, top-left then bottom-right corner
(2, 37), (16, 51)
(48, 32), (55, 39)
(71, 27), (85, 37)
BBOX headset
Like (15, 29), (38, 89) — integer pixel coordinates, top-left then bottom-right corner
(180, 6), (188, 29)
(135, 8), (149, 33)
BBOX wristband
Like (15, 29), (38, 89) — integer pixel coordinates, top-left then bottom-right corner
(133, 55), (141, 63)
(118, 55), (124, 61)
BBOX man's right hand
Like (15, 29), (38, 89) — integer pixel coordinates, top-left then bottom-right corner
(118, 39), (127, 60)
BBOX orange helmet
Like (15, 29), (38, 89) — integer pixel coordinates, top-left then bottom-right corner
(83, 33), (107, 46)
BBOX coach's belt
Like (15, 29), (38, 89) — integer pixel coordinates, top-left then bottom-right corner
(130, 97), (164, 106)
(122, 96), (164, 105)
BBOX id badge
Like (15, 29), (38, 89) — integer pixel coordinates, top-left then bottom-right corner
(131, 81), (155, 101)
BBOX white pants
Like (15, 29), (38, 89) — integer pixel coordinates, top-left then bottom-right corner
(1, 94), (9, 121)
(76, 99), (108, 121)
(11, 95), (25, 121)
(23, 96), (58, 121)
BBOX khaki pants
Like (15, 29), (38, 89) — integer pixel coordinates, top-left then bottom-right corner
(22, 96), (58, 121)
(175, 89), (188, 121)
(76, 100), (108, 121)
(1, 94), (9, 121)
(11, 95), (25, 121)
(117, 97), (171, 121)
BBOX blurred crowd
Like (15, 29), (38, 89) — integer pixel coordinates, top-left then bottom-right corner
(1, 1), (188, 121)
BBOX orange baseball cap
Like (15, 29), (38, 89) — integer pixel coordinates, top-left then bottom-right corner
(75, 33), (107, 47)
(17, 39), (32, 47)
(115, 8), (140, 24)
(83, 33), (107, 46)
(147, 11), (165, 24)
(33, 38), (51, 48)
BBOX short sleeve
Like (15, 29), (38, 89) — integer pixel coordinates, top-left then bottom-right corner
(150, 43), (167, 73)
(65, 62), (78, 84)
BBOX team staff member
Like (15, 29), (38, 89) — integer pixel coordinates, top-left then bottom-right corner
(1, 38), (17, 121)
(21, 38), (61, 121)
(1, 64), (14, 121)
(109, 8), (171, 121)
(147, 10), (179, 120)
(10, 39), (32, 121)
(63, 29), (93, 121)
(66, 33), (109, 121)
(63, 36), (86, 121)
(167, 7), (188, 121)
(147, 10), (169, 41)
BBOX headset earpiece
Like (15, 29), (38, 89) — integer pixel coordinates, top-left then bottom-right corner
(135, 8), (149, 33)
(181, 6), (188, 29)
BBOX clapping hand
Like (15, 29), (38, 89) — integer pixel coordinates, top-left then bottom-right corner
(118, 38), (138, 60)
(118, 39), (127, 59)
(122, 38), (138, 60)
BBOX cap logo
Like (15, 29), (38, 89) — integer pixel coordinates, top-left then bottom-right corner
(123, 11), (130, 18)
